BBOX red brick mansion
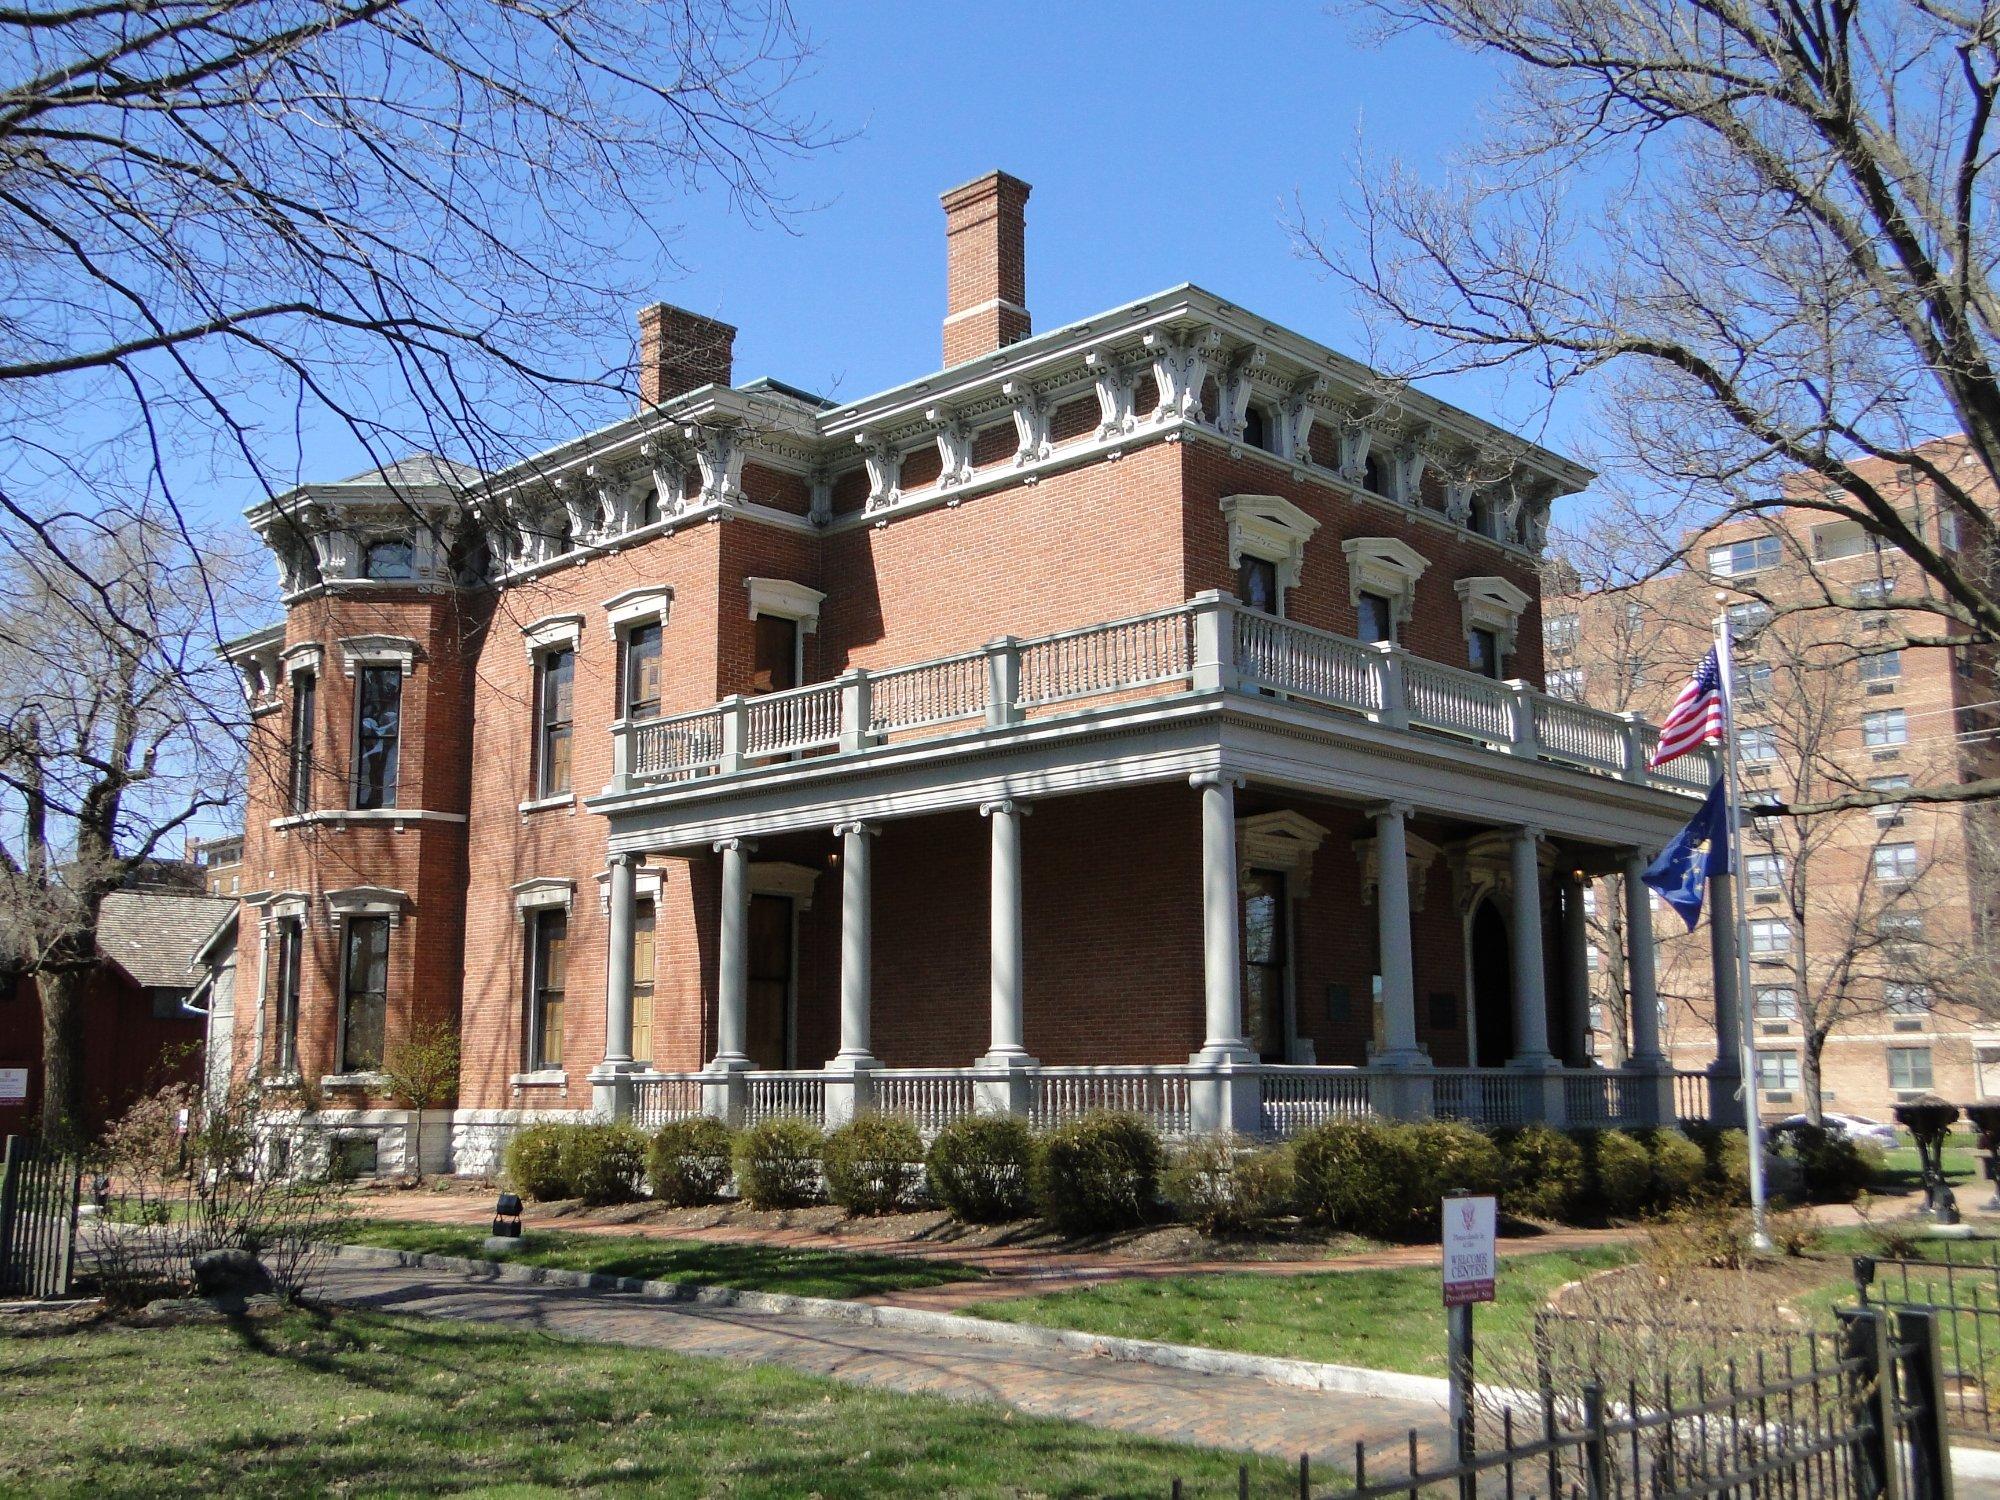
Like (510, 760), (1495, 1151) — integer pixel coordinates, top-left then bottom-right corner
(220, 172), (1718, 1175)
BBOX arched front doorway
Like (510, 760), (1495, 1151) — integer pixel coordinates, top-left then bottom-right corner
(1470, 898), (1514, 1067)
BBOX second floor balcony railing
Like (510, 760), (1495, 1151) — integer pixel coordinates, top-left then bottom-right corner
(612, 592), (1715, 794)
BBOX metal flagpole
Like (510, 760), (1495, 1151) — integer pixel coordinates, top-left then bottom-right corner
(1713, 603), (1773, 1252)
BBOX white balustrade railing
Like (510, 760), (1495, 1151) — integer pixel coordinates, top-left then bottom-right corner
(869, 655), (988, 734)
(872, 1070), (978, 1133)
(1030, 1067), (1193, 1137)
(1233, 612), (1380, 714)
(630, 1073), (706, 1128)
(1562, 1070), (1644, 1127)
(618, 595), (1703, 799)
(1016, 606), (1195, 709)
(1402, 657), (1516, 746)
(1431, 1069), (1538, 1128)
(1257, 1067), (1377, 1137)
(1674, 1070), (1712, 1122)
(744, 1072), (827, 1126)
(746, 683), (842, 757)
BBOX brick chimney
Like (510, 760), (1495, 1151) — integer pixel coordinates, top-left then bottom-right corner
(636, 302), (737, 407)
(940, 171), (1031, 367)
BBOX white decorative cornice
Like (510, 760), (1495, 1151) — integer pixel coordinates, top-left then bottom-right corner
(686, 421), (746, 508)
(522, 612), (584, 660)
(746, 577), (825, 634)
(1085, 348), (1139, 439)
(1216, 346), (1269, 441)
(1456, 575), (1533, 654)
(854, 431), (900, 512)
(337, 635), (418, 677)
(1343, 537), (1431, 629)
(1220, 494), (1321, 591)
(926, 407), (975, 490)
(1004, 380), (1050, 465)
(1354, 827), (1441, 912)
(604, 586), (673, 637)
(1238, 809), (1328, 897)
(324, 885), (408, 926)
(1145, 327), (1220, 423)
(510, 875), (574, 922)
(748, 860), (820, 910)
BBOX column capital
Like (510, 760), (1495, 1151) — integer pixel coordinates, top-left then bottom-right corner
(1513, 823), (1545, 844)
(712, 836), (757, 854)
(1622, 844), (1659, 868)
(607, 850), (645, 870)
(1365, 799), (1415, 822)
(1189, 772), (1247, 791)
(979, 798), (1030, 818)
(833, 819), (879, 838)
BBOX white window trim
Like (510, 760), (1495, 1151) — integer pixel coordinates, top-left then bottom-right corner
(324, 889), (401, 1082)
(749, 860), (820, 911)
(603, 586), (674, 638)
(337, 634), (418, 678)
(1231, 810), (1329, 900)
(1351, 825), (1440, 913)
(746, 578), (826, 635)
(1455, 576), (1532, 660)
(596, 863), (664, 914)
(324, 885), (407, 927)
(280, 641), (324, 674)
(522, 612), (584, 661)
(511, 876), (575, 924)
(1221, 494), (1321, 598)
(1341, 536), (1428, 635)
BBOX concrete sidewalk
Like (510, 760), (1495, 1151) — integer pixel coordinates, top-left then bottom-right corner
(309, 1253), (1456, 1472)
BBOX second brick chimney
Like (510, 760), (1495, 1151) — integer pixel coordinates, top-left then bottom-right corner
(940, 171), (1031, 367)
(637, 302), (737, 407)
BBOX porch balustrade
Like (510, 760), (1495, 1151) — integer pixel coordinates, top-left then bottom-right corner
(628, 1063), (1700, 1140)
(613, 594), (1715, 792)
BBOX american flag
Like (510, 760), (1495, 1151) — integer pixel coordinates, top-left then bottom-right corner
(1649, 648), (1726, 768)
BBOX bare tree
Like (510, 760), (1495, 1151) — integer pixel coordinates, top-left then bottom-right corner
(1304, 0), (2000, 810)
(0, 508), (260, 1142)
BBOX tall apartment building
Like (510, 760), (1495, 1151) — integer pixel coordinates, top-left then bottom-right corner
(1549, 437), (2000, 1121)
(218, 172), (1720, 1176)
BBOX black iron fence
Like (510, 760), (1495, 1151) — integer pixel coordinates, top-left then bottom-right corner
(0, 1135), (82, 1299)
(1856, 1240), (2000, 1441)
(1164, 1306), (1952, 1498)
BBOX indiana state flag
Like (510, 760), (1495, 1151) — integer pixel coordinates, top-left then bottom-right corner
(1642, 778), (1732, 932)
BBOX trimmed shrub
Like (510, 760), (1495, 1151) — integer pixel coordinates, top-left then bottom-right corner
(503, 1122), (572, 1201)
(1582, 1129), (1653, 1218)
(1163, 1135), (1294, 1234)
(823, 1113), (925, 1216)
(925, 1115), (1036, 1223)
(1032, 1111), (1163, 1233)
(1497, 1125), (1585, 1221)
(559, 1122), (647, 1205)
(1773, 1123), (1876, 1204)
(1294, 1120), (1501, 1240)
(646, 1118), (735, 1207)
(1407, 1122), (1504, 1226)
(733, 1116), (825, 1209)
(1640, 1128), (1709, 1209)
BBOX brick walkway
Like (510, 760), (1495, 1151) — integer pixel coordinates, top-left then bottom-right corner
(309, 1256), (1455, 1472)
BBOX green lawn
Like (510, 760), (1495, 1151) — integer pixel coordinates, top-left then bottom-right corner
(1871, 1142), (1984, 1194)
(0, 1309), (1289, 1497)
(970, 1247), (1635, 1379)
(342, 1219), (986, 1300)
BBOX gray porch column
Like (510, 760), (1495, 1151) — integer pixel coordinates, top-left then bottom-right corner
(1560, 871), (1593, 1067)
(703, 836), (754, 1124)
(1621, 848), (1674, 1124)
(976, 799), (1037, 1114)
(825, 821), (880, 1126)
(1706, 869), (1748, 1129)
(590, 851), (642, 1119)
(1190, 773), (1259, 1135)
(1367, 800), (1431, 1121)
(1507, 826), (1561, 1121)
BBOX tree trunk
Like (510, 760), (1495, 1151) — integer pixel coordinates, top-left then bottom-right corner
(1802, 1033), (1826, 1127)
(37, 962), (88, 1147)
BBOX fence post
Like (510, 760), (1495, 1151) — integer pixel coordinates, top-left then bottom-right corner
(1189, 592), (1240, 696)
(984, 637), (1023, 727)
(1839, 1307), (1900, 1500)
(1581, 1379), (1609, 1500)
(838, 668), (874, 754)
(0, 1136), (22, 1297)
(1895, 1308), (1954, 1500)
(1371, 642), (1409, 730)
(717, 694), (748, 774)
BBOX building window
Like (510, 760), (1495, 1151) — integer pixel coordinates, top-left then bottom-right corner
(1709, 536), (1783, 577)
(287, 671), (316, 814)
(751, 613), (800, 693)
(339, 916), (389, 1073)
(1755, 1050), (1801, 1093)
(1872, 842), (1919, 883)
(1242, 405), (1270, 453)
(1361, 452), (1389, 496)
(1859, 650), (1902, 682)
(353, 665), (402, 809)
(1745, 853), (1785, 890)
(1238, 555), (1281, 616)
(631, 899), (656, 1065)
(1869, 774), (1911, 826)
(1863, 709), (1908, 747)
(1468, 626), (1501, 679)
(1749, 919), (1792, 956)
(1887, 982), (1931, 1016)
(1888, 1046), (1934, 1093)
(1737, 662), (1774, 702)
(1738, 725), (1779, 763)
(1548, 668), (1585, 700)
(1878, 911), (1925, 940)
(361, 534), (415, 580)
(621, 622), (663, 721)
(1544, 613), (1580, 654)
(535, 646), (574, 797)
(1754, 985), (1798, 1021)
(1727, 600), (1773, 634)
(1242, 869), (1289, 1062)
(273, 915), (303, 1074)
(1855, 576), (1894, 603)
(528, 909), (567, 1071)
(1356, 591), (1394, 644)
(638, 486), (663, 528)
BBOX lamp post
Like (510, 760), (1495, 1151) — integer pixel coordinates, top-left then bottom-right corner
(1892, 1095), (1962, 1227)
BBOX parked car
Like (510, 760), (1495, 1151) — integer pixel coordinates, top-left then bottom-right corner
(1776, 1112), (1898, 1151)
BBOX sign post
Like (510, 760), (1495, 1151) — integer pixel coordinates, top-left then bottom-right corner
(1442, 1192), (1497, 1498)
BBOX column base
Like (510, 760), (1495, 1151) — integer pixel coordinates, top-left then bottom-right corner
(1625, 1056), (1676, 1126)
(1501, 1058), (1565, 1124)
(1188, 1056), (1263, 1136)
(974, 1051), (1039, 1117)
(822, 1055), (881, 1127)
(587, 1059), (647, 1121)
(1706, 1061), (1748, 1131)
(702, 1056), (752, 1128)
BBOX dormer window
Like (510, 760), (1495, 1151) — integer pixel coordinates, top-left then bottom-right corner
(638, 486), (663, 528)
(1242, 405), (1272, 454)
(361, 534), (415, 580)
(1361, 452), (1389, 496)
